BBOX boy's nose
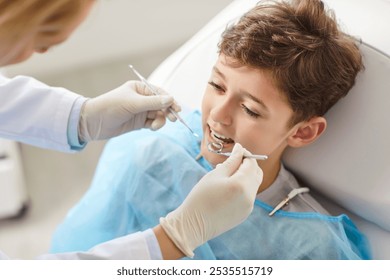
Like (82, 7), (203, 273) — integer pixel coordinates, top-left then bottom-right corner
(210, 100), (233, 126)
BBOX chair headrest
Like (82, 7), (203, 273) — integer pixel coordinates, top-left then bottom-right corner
(283, 44), (390, 231)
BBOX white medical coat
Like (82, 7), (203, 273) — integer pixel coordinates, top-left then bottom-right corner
(0, 74), (83, 151)
(0, 75), (159, 259)
(0, 230), (159, 260)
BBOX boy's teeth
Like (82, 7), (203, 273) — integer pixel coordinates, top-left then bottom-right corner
(214, 132), (227, 139)
(211, 130), (234, 143)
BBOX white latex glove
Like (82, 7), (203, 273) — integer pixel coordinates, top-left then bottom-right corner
(78, 80), (180, 142)
(159, 143), (263, 257)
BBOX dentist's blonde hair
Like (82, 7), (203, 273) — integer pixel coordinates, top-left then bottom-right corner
(0, 0), (93, 49)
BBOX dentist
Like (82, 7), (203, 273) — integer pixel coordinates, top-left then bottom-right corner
(0, 0), (263, 259)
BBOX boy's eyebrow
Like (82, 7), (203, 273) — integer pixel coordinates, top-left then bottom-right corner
(242, 91), (269, 112)
(213, 66), (226, 80)
(213, 66), (269, 112)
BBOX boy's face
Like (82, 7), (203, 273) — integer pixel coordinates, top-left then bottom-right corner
(200, 54), (295, 167)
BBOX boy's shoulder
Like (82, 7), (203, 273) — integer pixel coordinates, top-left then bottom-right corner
(258, 165), (330, 215)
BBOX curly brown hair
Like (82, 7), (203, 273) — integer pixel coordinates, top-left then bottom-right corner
(219, 0), (363, 126)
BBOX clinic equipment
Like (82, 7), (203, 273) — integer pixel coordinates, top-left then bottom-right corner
(0, 139), (28, 219)
(128, 65), (199, 138)
(207, 141), (268, 160)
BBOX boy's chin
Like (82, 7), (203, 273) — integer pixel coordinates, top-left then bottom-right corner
(200, 147), (227, 167)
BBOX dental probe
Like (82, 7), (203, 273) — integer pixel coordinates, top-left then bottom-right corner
(207, 142), (268, 160)
(129, 64), (199, 138)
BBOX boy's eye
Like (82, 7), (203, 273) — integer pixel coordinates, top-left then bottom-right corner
(208, 81), (225, 92)
(241, 104), (260, 118)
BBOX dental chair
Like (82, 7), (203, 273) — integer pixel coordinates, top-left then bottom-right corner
(0, 139), (28, 219)
(149, 0), (390, 259)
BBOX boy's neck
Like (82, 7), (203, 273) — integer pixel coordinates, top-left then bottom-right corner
(257, 159), (281, 194)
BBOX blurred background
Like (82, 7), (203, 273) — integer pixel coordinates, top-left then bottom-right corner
(0, 0), (233, 259)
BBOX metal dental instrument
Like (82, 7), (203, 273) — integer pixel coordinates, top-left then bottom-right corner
(268, 187), (310, 216)
(207, 142), (268, 160)
(128, 64), (199, 138)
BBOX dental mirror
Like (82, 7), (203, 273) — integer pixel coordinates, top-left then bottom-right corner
(207, 142), (268, 160)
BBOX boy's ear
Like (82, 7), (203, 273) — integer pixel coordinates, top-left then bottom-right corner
(287, 116), (327, 148)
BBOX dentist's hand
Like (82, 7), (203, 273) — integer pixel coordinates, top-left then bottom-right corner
(78, 81), (180, 142)
(159, 143), (263, 258)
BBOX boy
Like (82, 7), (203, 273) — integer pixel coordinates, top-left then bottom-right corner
(51, 0), (371, 259)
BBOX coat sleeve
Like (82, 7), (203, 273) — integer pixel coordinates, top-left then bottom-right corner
(0, 229), (162, 260)
(0, 74), (87, 152)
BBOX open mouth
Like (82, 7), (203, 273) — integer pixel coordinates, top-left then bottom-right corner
(209, 127), (234, 145)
